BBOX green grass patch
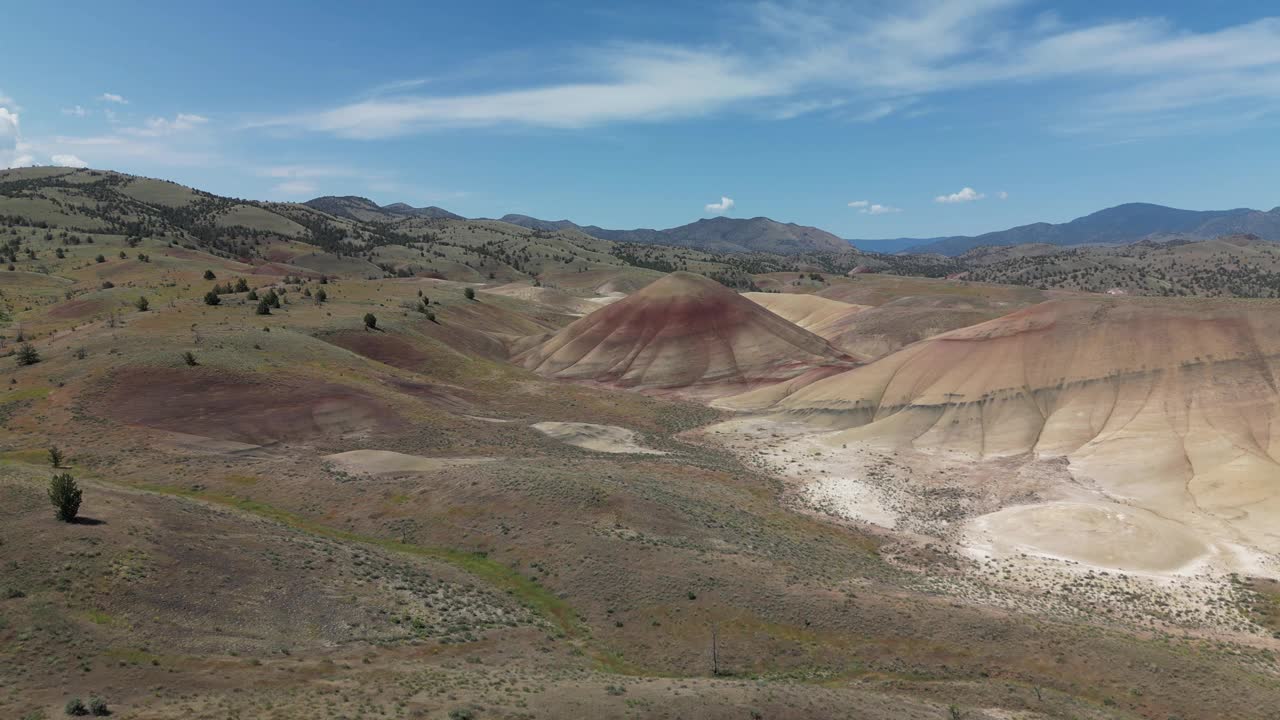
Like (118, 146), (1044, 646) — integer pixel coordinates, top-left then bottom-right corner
(139, 484), (583, 638)
(2, 386), (52, 404)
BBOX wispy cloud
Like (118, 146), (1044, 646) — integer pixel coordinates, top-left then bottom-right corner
(705, 196), (735, 214)
(62, 105), (88, 117)
(271, 180), (318, 197)
(124, 113), (209, 137)
(99, 93), (128, 104)
(935, 187), (984, 203)
(249, 3), (1280, 140)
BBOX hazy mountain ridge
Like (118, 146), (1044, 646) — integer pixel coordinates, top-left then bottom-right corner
(850, 202), (1280, 256)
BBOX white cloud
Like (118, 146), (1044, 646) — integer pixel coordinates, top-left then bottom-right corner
(100, 93), (128, 104)
(62, 105), (88, 117)
(935, 187), (985, 203)
(251, 4), (1280, 139)
(850, 200), (900, 214)
(997, 190), (1009, 200)
(51, 154), (88, 168)
(705, 196), (735, 214)
(0, 107), (32, 169)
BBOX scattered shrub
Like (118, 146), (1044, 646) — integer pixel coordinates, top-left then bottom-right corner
(363, 313), (377, 330)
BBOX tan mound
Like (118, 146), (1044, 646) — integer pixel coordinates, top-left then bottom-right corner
(482, 283), (603, 316)
(102, 368), (403, 444)
(742, 292), (871, 356)
(517, 272), (855, 396)
(742, 292), (869, 332)
(324, 450), (496, 475)
(768, 297), (1280, 552)
(531, 421), (665, 454)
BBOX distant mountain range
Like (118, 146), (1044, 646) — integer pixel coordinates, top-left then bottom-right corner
(497, 214), (852, 255)
(850, 203), (1280, 256)
(305, 196), (851, 255)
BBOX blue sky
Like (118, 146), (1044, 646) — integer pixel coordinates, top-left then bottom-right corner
(3, 1), (1280, 239)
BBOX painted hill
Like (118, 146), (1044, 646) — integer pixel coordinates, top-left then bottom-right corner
(763, 296), (1280, 552)
(850, 203), (1280, 256)
(500, 214), (852, 255)
(516, 271), (855, 395)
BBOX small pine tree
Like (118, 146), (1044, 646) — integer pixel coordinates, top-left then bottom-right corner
(363, 313), (377, 330)
(464, 287), (476, 300)
(265, 289), (280, 308)
(134, 296), (149, 312)
(55, 247), (65, 258)
(49, 445), (64, 468)
(95, 254), (106, 263)
(182, 351), (198, 366)
(204, 290), (221, 306)
(48, 473), (82, 523)
(315, 288), (327, 303)
(15, 342), (39, 366)
(255, 299), (271, 315)
(247, 289), (259, 301)
(235, 277), (250, 292)
(203, 269), (216, 280)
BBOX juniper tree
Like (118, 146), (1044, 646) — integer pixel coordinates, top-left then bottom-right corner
(48, 473), (82, 523)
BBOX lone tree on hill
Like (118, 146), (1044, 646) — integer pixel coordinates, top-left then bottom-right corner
(464, 287), (476, 300)
(48, 445), (64, 468)
(134, 296), (149, 312)
(363, 313), (377, 330)
(48, 473), (82, 523)
(203, 269), (216, 280)
(15, 342), (40, 366)
(315, 288), (327, 303)
(204, 290), (221, 306)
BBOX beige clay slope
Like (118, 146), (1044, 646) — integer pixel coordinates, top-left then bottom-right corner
(760, 296), (1280, 552)
(517, 272), (856, 395)
(741, 292), (872, 355)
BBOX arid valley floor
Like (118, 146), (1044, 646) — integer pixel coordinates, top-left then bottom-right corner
(5, 167), (1280, 719)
